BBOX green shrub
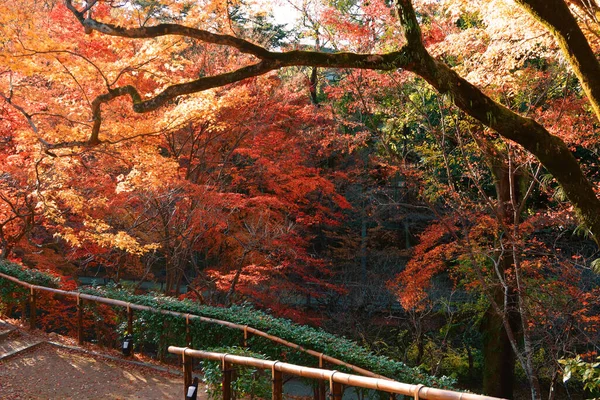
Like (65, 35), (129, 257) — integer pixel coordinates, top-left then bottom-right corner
(201, 346), (271, 400)
(560, 355), (600, 397)
(0, 260), (60, 314)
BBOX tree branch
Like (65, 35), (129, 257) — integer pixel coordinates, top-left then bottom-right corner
(515, 0), (600, 122)
(61, 0), (600, 243)
(393, 0), (600, 244)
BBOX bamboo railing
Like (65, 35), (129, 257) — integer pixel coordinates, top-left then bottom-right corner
(0, 271), (382, 379)
(168, 346), (506, 400)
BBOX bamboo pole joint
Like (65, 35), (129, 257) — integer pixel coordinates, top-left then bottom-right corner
(222, 353), (230, 370)
(272, 360), (280, 377)
(414, 384), (424, 400)
(329, 370), (338, 386)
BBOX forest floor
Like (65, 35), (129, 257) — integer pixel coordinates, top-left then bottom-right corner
(0, 319), (203, 400)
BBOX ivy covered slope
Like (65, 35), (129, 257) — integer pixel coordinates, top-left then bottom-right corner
(0, 260), (454, 388)
(0, 260), (60, 315)
(84, 285), (456, 388)
(0, 259), (60, 288)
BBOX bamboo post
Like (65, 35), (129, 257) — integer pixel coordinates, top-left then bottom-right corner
(186, 314), (192, 346)
(77, 294), (84, 345)
(223, 357), (233, 400)
(183, 350), (193, 397)
(330, 372), (342, 400)
(29, 286), (36, 330)
(272, 362), (283, 400)
(127, 304), (133, 334)
(127, 304), (134, 356)
(21, 294), (27, 325)
(243, 325), (252, 347)
(318, 353), (326, 400)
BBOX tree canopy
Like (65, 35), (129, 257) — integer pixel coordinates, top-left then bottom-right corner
(46, 0), (600, 244)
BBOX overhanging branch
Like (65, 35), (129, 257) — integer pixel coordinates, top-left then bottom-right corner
(61, 0), (600, 243)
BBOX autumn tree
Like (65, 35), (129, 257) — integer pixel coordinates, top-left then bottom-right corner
(0, 138), (39, 259)
(0, 0), (351, 312)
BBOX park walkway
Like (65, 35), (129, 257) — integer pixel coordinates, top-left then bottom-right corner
(0, 319), (196, 399)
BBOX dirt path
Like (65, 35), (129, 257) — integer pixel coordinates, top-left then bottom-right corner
(0, 342), (201, 399)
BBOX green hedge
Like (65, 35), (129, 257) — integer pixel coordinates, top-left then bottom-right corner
(0, 259), (60, 288)
(0, 262), (455, 388)
(81, 285), (455, 387)
(0, 260), (60, 310)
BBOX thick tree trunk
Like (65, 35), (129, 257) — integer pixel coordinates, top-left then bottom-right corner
(481, 297), (516, 399)
(481, 252), (523, 399)
(475, 157), (543, 399)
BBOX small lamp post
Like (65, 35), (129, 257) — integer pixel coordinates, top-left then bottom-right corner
(186, 377), (199, 400)
(122, 334), (133, 356)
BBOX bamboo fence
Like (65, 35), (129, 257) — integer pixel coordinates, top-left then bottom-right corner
(0, 271), (382, 377)
(168, 346), (506, 400)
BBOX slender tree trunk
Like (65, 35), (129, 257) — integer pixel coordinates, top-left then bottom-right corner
(466, 344), (474, 382)
(165, 257), (174, 295)
(0, 242), (7, 260)
(415, 330), (424, 366)
(309, 67), (318, 104)
(547, 370), (559, 400)
(360, 215), (368, 282)
(174, 266), (183, 296)
(225, 251), (248, 306)
(513, 249), (543, 400)
(481, 163), (521, 398)
(412, 314), (425, 366)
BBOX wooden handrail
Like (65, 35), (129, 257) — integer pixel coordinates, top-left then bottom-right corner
(168, 346), (507, 400)
(0, 271), (384, 379)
